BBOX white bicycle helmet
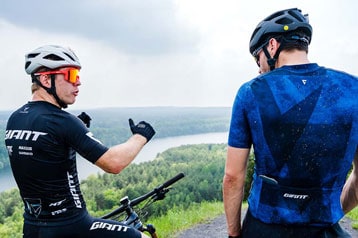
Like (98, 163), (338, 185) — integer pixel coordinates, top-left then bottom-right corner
(25, 45), (81, 74)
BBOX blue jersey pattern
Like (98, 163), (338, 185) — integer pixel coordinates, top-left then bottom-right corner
(228, 64), (358, 225)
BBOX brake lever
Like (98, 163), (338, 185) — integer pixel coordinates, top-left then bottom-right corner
(152, 187), (171, 201)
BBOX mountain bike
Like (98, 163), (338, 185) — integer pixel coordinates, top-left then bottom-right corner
(100, 172), (185, 238)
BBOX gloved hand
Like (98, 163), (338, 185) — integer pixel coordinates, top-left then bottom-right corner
(78, 112), (92, 128)
(128, 118), (155, 143)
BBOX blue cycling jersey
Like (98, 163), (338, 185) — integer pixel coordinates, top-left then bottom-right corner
(228, 63), (358, 226)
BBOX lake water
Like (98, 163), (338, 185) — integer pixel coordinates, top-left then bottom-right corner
(0, 132), (228, 192)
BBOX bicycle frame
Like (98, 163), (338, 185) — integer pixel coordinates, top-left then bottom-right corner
(101, 172), (185, 237)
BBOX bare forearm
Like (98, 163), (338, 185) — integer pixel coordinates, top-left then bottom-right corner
(96, 134), (147, 174)
(223, 147), (249, 236)
(341, 152), (358, 214)
(223, 174), (245, 236)
(341, 171), (358, 214)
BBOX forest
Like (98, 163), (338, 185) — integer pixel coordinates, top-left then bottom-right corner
(0, 107), (231, 171)
(0, 143), (256, 237)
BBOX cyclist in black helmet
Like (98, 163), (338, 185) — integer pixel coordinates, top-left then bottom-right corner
(249, 8), (312, 73)
(223, 8), (358, 238)
(5, 45), (154, 238)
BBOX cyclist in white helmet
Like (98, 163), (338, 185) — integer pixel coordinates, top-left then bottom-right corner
(5, 45), (154, 238)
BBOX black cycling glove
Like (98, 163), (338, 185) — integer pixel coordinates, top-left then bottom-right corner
(78, 112), (92, 128)
(128, 118), (155, 142)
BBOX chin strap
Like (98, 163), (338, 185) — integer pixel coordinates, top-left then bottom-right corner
(31, 74), (68, 108)
(262, 42), (285, 72)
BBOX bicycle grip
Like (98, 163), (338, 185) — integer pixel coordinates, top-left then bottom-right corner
(162, 172), (185, 188)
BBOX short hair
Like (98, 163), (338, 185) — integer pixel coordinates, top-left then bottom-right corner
(270, 30), (310, 53)
(31, 82), (41, 94)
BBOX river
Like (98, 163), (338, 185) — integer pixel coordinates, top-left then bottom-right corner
(0, 132), (228, 192)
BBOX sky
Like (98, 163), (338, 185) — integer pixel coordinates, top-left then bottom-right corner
(0, 0), (357, 110)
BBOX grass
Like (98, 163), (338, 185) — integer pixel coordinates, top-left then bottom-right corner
(147, 202), (248, 237)
(346, 207), (358, 229)
(147, 201), (225, 238)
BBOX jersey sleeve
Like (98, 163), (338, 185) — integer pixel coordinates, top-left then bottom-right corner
(62, 114), (109, 164)
(228, 83), (253, 148)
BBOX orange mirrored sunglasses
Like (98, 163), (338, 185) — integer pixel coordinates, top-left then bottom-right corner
(35, 67), (80, 84)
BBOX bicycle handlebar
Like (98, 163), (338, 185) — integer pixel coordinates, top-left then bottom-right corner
(101, 172), (185, 219)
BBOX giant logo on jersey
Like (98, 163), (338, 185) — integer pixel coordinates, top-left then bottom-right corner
(5, 130), (47, 141)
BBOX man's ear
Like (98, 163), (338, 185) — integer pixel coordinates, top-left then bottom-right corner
(38, 74), (51, 87)
(268, 38), (280, 57)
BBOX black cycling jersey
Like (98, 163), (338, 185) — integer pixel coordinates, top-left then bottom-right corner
(5, 101), (107, 221)
(5, 101), (142, 238)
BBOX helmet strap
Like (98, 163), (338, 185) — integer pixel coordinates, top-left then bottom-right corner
(48, 75), (68, 108)
(262, 40), (286, 71)
(31, 74), (68, 108)
(263, 47), (276, 71)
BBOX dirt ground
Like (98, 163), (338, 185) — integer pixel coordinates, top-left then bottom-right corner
(175, 211), (358, 238)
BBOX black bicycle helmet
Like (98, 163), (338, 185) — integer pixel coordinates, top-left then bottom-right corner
(249, 8), (312, 57)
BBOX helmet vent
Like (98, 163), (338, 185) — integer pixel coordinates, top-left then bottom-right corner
(43, 54), (65, 61)
(25, 62), (31, 70)
(266, 12), (281, 21)
(27, 53), (40, 59)
(64, 52), (76, 62)
(276, 18), (294, 25)
(289, 10), (306, 22)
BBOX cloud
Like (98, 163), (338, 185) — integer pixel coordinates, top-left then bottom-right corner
(0, 0), (199, 55)
(0, 0), (356, 111)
